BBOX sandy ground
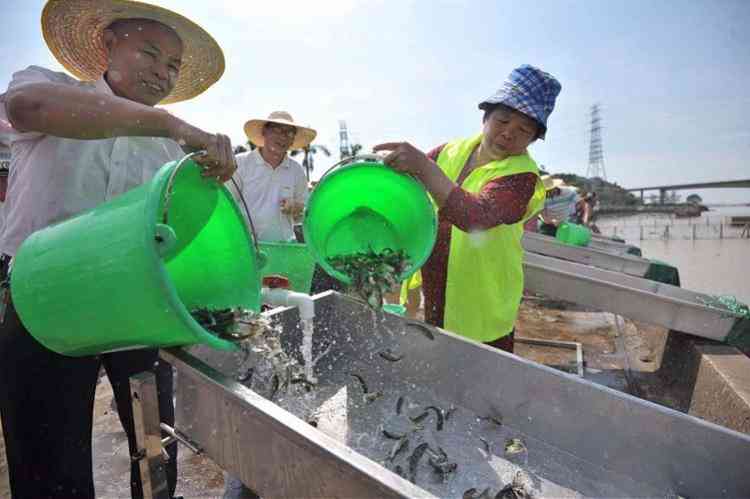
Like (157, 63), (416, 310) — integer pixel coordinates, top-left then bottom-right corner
(0, 374), (226, 499)
(0, 299), (675, 498)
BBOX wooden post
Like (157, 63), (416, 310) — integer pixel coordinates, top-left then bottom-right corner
(640, 225), (644, 241)
(692, 225), (697, 240)
(720, 223), (723, 239)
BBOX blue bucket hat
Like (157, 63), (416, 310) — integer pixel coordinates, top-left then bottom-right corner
(479, 64), (561, 140)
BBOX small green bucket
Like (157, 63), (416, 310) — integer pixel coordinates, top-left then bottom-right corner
(303, 159), (437, 284)
(556, 222), (592, 247)
(258, 241), (316, 293)
(383, 303), (407, 316)
(11, 157), (262, 356)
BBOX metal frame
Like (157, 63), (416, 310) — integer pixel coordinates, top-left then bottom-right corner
(130, 372), (171, 499)
(587, 234), (641, 256)
(160, 346), (430, 499)
(130, 293), (750, 498)
(515, 336), (585, 378)
(523, 252), (742, 342)
(522, 232), (651, 277)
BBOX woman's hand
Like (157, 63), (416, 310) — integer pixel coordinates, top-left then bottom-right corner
(373, 141), (455, 206)
(372, 142), (433, 179)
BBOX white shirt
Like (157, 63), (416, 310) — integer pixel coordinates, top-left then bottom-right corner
(0, 66), (184, 256)
(230, 149), (308, 242)
(542, 186), (580, 224)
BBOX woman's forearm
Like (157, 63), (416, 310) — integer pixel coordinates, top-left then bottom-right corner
(416, 160), (456, 207)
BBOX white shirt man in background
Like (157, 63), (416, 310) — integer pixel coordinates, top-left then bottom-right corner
(232, 111), (315, 242)
(223, 110), (316, 499)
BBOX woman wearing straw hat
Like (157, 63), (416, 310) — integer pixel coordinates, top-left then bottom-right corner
(0, 1), (233, 498)
(374, 65), (561, 353)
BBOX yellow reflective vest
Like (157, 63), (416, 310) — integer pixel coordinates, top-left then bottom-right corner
(405, 133), (545, 342)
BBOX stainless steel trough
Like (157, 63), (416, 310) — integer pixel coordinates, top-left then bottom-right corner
(522, 232), (652, 277)
(523, 252), (749, 345)
(585, 233), (642, 256)
(150, 292), (750, 498)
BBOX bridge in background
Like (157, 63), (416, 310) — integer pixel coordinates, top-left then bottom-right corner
(625, 179), (750, 203)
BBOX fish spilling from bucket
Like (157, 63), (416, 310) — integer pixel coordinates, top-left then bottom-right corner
(191, 308), (306, 395)
(327, 248), (410, 309)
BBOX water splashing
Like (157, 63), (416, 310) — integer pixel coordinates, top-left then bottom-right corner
(301, 318), (316, 383)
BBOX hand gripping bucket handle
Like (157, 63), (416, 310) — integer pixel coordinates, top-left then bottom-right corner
(303, 153), (437, 284)
(317, 153), (395, 182)
(10, 152), (264, 356)
(162, 151), (262, 260)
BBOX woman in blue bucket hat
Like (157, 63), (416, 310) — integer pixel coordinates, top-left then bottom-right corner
(375, 65), (561, 352)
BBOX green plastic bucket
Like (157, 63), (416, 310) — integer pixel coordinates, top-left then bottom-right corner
(11, 158), (262, 356)
(556, 222), (592, 247)
(303, 160), (437, 284)
(383, 303), (406, 316)
(258, 241), (316, 293)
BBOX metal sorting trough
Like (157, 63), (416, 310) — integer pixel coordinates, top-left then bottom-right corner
(522, 232), (652, 277)
(164, 292), (750, 498)
(523, 252), (748, 344)
(586, 234), (642, 256)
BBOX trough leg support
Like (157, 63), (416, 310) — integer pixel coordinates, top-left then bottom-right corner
(131, 371), (171, 499)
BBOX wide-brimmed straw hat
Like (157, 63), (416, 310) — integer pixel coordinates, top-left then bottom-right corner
(541, 175), (566, 191)
(244, 111), (317, 150)
(41, 0), (225, 104)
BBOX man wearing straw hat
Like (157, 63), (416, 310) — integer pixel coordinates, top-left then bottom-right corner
(223, 111), (316, 499)
(0, 1), (235, 498)
(236, 111), (316, 242)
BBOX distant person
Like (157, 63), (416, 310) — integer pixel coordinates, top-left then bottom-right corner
(0, 94), (10, 237)
(539, 176), (579, 236)
(578, 191), (600, 233)
(224, 110), (317, 499)
(232, 111), (313, 242)
(375, 64), (561, 353)
(574, 191), (594, 225)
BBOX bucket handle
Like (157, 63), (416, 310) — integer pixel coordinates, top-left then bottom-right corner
(316, 153), (390, 183)
(160, 152), (261, 256)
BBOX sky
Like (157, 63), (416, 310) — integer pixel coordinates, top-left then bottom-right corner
(1, 0), (749, 203)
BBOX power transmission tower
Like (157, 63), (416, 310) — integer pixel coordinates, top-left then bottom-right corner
(339, 120), (351, 159)
(586, 104), (607, 182)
